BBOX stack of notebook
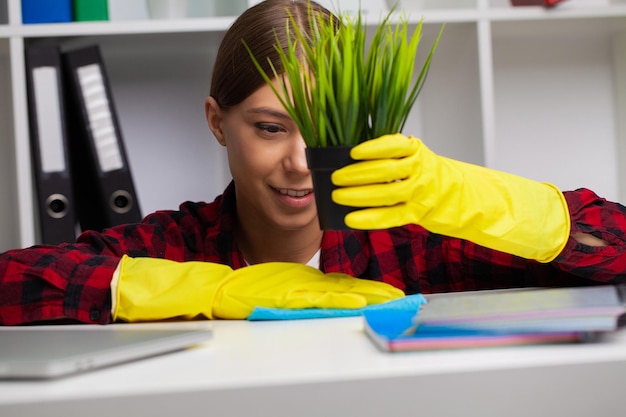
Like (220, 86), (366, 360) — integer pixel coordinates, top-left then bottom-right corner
(364, 285), (626, 352)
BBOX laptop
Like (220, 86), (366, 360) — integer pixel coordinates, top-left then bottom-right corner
(0, 324), (212, 379)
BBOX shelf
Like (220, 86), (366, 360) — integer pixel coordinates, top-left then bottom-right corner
(7, 14), (461, 39)
(1, 4), (625, 39)
(8, 17), (234, 38)
(487, 4), (626, 21)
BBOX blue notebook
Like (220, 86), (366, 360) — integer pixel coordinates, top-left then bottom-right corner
(363, 308), (591, 352)
(364, 286), (625, 352)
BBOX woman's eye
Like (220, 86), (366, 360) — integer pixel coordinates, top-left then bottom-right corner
(256, 123), (284, 134)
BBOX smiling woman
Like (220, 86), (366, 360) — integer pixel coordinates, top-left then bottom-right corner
(205, 0), (336, 263)
(0, 0), (625, 327)
(205, 79), (321, 262)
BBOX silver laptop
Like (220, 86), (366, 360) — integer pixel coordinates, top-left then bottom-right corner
(0, 324), (212, 379)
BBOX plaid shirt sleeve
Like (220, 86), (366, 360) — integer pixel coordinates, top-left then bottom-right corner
(551, 188), (626, 281)
(321, 188), (626, 294)
(434, 188), (626, 291)
(0, 196), (228, 326)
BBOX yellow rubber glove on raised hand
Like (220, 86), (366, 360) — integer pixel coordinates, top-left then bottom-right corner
(112, 255), (404, 321)
(331, 134), (570, 262)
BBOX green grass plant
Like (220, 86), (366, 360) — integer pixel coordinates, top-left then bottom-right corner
(246, 4), (444, 148)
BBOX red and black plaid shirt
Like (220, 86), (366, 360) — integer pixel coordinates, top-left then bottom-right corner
(1, 182), (625, 325)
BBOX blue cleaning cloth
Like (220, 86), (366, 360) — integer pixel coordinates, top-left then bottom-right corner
(247, 293), (427, 321)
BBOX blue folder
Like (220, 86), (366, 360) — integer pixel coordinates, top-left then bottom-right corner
(22, 0), (72, 24)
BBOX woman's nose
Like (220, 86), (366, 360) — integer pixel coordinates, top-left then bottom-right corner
(284, 135), (309, 174)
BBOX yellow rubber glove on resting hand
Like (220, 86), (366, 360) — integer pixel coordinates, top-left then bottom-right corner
(331, 134), (570, 263)
(113, 255), (404, 321)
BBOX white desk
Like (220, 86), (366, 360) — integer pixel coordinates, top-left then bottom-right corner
(1, 317), (625, 417)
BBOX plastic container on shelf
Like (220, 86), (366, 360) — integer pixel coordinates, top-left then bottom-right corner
(107, 0), (149, 21)
(73, 0), (109, 21)
(387, 0), (478, 11)
(146, 0), (248, 19)
(147, 0), (188, 19)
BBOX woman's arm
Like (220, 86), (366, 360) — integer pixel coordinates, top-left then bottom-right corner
(0, 244), (120, 325)
(571, 232), (608, 247)
(0, 206), (207, 325)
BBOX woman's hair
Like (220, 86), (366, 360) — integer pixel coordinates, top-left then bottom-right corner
(210, 0), (333, 110)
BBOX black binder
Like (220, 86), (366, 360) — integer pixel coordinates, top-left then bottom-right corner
(61, 44), (142, 232)
(25, 44), (78, 244)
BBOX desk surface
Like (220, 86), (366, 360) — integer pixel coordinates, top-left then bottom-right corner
(1, 316), (626, 417)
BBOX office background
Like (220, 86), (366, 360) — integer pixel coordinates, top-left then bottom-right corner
(1, 0), (625, 251)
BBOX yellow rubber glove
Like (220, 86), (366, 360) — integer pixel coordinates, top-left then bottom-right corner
(113, 255), (404, 321)
(331, 134), (570, 262)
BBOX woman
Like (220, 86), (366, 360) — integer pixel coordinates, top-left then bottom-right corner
(0, 0), (624, 325)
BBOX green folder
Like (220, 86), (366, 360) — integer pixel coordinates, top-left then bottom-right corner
(73, 0), (109, 22)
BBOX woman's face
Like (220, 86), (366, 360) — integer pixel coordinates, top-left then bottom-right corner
(206, 81), (318, 231)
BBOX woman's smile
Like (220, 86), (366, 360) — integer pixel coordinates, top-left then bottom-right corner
(271, 186), (315, 208)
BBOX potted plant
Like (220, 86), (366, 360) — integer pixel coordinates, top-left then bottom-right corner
(247, 4), (443, 229)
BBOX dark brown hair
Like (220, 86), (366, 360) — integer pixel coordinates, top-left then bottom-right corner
(210, 0), (333, 110)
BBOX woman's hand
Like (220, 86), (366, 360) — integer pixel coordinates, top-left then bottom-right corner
(331, 134), (571, 263)
(113, 256), (405, 321)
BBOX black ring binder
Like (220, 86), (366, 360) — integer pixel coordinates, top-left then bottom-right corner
(62, 44), (143, 232)
(25, 44), (78, 244)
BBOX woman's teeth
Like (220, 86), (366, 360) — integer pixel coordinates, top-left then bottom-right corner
(278, 189), (311, 197)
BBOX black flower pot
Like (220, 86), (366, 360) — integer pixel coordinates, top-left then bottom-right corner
(305, 146), (356, 230)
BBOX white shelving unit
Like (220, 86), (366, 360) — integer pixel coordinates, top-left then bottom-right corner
(1, 0), (625, 251)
